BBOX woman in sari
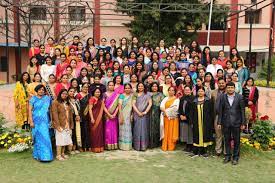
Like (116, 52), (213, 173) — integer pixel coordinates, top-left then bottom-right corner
(149, 82), (164, 148)
(89, 74), (106, 95)
(243, 77), (259, 126)
(189, 87), (214, 157)
(236, 59), (249, 87)
(114, 75), (124, 94)
(55, 74), (71, 96)
(103, 81), (120, 150)
(29, 84), (53, 162)
(160, 87), (180, 151)
(68, 87), (81, 154)
(26, 56), (39, 81)
(158, 67), (170, 85)
(160, 75), (174, 97)
(232, 72), (242, 94)
(46, 74), (57, 100)
(130, 74), (138, 93)
(76, 83), (91, 151)
(14, 72), (31, 127)
(224, 61), (235, 77)
(132, 82), (152, 151)
(204, 72), (216, 99)
(118, 84), (133, 150)
(89, 88), (105, 153)
(27, 73), (42, 98)
(178, 86), (195, 152)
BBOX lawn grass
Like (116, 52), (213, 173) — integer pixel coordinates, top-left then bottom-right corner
(0, 146), (274, 183)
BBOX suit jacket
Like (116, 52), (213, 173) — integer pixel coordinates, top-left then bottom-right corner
(211, 89), (225, 116)
(51, 100), (74, 129)
(218, 93), (245, 128)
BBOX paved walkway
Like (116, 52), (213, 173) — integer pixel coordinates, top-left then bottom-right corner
(0, 84), (274, 125)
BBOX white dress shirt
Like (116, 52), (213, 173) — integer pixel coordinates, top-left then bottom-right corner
(206, 64), (223, 78)
(40, 64), (56, 82)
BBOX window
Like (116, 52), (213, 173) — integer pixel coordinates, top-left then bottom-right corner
(0, 56), (8, 72)
(30, 6), (47, 20)
(245, 9), (261, 24)
(68, 6), (86, 21)
(206, 21), (226, 30)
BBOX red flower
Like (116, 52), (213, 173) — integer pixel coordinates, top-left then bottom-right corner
(260, 115), (269, 121)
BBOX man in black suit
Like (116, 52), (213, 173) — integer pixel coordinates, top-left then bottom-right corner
(217, 82), (245, 165)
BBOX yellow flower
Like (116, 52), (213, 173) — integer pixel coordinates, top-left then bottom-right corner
(4, 144), (7, 147)
(254, 142), (260, 146)
(8, 136), (12, 139)
(7, 140), (12, 143)
(0, 141), (4, 145)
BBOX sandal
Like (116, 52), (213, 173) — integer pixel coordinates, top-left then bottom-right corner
(62, 154), (69, 159)
(56, 155), (65, 161)
(69, 151), (76, 155)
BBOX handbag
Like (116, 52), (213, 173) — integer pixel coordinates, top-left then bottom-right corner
(22, 121), (31, 131)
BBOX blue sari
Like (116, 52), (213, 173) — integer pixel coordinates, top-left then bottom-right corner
(30, 95), (53, 161)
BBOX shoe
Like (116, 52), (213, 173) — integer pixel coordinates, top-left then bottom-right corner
(232, 160), (238, 165)
(223, 158), (231, 164)
(216, 153), (221, 157)
(202, 153), (209, 158)
(190, 154), (199, 158)
(75, 150), (80, 154)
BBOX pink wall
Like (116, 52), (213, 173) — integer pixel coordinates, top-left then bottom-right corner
(100, 26), (131, 43)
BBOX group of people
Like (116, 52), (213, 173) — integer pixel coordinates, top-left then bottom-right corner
(13, 36), (259, 165)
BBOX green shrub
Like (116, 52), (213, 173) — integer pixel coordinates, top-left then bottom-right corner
(251, 115), (275, 150)
(0, 113), (7, 135)
(258, 56), (275, 80)
(254, 80), (275, 88)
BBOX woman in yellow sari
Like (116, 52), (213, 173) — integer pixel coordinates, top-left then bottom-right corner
(13, 72), (31, 127)
(27, 73), (42, 98)
(160, 86), (179, 151)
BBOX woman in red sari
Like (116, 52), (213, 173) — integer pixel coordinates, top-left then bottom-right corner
(89, 88), (105, 153)
(243, 77), (259, 130)
(55, 74), (70, 96)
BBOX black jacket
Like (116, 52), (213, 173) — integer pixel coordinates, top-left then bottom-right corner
(218, 93), (245, 127)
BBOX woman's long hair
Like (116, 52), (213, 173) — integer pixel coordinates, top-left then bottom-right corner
(204, 72), (216, 90)
(19, 72), (31, 84)
(57, 89), (69, 104)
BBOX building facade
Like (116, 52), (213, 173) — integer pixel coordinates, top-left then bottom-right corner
(0, 0), (274, 83)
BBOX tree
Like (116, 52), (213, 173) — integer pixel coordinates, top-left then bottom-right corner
(116, 0), (228, 47)
(259, 56), (275, 81)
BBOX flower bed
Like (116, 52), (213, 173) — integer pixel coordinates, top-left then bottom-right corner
(241, 115), (275, 151)
(0, 130), (32, 152)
